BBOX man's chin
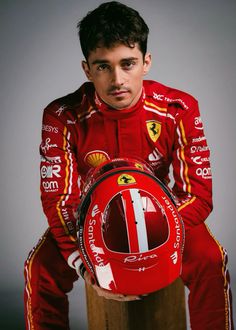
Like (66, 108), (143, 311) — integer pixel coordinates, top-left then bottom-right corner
(108, 103), (131, 110)
(105, 98), (134, 110)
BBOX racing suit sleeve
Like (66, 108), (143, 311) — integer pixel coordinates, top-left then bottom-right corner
(171, 99), (213, 230)
(40, 103), (82, 272)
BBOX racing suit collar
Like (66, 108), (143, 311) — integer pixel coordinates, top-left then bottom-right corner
(94, 88), (145, 119)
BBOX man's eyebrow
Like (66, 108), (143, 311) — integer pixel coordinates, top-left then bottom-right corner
(120, 57), (139, 62)
(91, 57), (139, 65)
(91, 59), (110, 65)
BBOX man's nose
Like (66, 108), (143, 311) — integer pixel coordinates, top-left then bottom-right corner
(111, 67), (124, 86)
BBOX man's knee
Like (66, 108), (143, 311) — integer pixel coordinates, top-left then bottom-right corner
(24, 233), (51, 273)
(182, 224), (227, 281)
(201, 244), (226, 273)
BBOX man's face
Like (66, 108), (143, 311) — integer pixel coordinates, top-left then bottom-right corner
(82, 43), (151, 110)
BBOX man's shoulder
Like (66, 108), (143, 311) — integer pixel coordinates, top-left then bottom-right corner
(43, 82), (95, 116)
(144, 80), (197, 111)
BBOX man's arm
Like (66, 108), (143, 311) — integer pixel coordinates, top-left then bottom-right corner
(40, 102), (82, 271)
(171, 98), (213, 230)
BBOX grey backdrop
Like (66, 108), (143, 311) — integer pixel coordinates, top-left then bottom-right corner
(1, 0), (235, 329)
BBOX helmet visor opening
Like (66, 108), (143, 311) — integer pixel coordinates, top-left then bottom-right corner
(102, 190), (169, 253)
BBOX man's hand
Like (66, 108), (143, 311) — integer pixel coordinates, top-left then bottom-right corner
(84, 271), (141, 302)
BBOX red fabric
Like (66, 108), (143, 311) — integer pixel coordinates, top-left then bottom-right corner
(39, 80), (213, 262)
(24, 225), (234, 329)
(181, 223), (234, 329)
(24, 80), (234, 329)
(24, 230), (78, 330)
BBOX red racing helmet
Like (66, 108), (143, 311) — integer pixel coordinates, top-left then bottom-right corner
(77, 158), (184, 295)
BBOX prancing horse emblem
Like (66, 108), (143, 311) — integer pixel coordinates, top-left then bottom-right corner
(117, 174), (136, 185)
(146, 121), (161, 142)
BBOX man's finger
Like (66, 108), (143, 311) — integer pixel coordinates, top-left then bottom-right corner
(84, 271), (141, 301)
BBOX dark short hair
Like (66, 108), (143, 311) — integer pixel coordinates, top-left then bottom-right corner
(78, 1), (149, 60)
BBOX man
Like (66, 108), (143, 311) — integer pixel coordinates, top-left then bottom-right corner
(24, 1), (234, 329)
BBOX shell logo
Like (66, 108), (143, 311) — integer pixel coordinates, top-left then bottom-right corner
(84, 150), (110, 168)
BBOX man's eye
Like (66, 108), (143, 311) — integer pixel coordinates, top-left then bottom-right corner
(97, 64), (110, 71)
(122, 61), (136, 70)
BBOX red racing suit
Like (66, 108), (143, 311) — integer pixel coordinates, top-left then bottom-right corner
(24, 80), (234, 329)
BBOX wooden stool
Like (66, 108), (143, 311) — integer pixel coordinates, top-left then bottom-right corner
(85, 278), (186, 330)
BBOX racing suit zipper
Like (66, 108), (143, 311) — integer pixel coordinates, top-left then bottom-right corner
(117, 115), (144, 159)
(103, 117), (119, 158)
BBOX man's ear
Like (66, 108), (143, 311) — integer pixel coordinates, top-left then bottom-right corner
(82, 61), (92, 81)
(143, 53), (152, 76)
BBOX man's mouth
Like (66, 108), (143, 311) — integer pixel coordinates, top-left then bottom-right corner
(109, 89), (129, 97)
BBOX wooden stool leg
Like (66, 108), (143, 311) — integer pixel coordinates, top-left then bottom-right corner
(85, 278), (186, 330)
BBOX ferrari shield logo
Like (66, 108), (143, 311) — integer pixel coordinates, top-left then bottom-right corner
(118, 174), (136, 185)
(134, 162), (144, 170)
(146, 121), (161, 142)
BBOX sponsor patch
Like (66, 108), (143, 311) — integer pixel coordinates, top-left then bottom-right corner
(42, 180), (59, 192)
(153, 92), (189, 110)
(41, 165), (61, 178)
(55, 105), (66, 116)
(42, 125), (58, 133)
(41, 138), (58, 154)
(196, 167), (212, 179)
(194, 116), (204, 130)
(84, 150), (110, 168)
